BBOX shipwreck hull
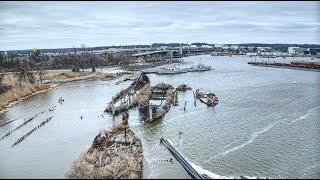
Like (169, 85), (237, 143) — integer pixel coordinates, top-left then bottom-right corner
(195, 89), (219, 107)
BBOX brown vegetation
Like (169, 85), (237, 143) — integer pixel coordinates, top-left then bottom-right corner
(0, 82), (55, 112)
(0, 70), (129, 113)
(65, 123), (142, 179)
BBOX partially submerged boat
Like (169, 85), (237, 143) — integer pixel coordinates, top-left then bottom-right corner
(145, 83), (176, 122)
(195, 89), (219, 107)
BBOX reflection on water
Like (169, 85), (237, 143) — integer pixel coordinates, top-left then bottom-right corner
(0, 55), (319, 178)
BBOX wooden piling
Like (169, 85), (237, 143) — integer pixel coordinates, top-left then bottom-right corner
(193, 91), (197, 107)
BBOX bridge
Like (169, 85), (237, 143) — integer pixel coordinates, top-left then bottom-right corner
(132, 50), (171, 57)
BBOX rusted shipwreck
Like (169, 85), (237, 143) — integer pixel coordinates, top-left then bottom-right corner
(146, 83), (177, 122)
(104, 73), (176, 122)
(105, 72), (152, 116)
(195, 89), (219, 107)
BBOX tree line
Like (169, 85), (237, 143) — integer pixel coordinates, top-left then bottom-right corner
(0, 46), (136, 73)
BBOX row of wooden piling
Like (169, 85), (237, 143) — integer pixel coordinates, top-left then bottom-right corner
(12, 116), (53, 147)
(0, 105), (56, 128)
(1, 106), (56, 141)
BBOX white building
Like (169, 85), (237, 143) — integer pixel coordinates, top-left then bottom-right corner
(230, 45), (239, 50)
(257, 47), (272, 52)
(190, 45), (197, 48)
(221, 45), (231, 49)
(288, 47), (300, 54)
(288, 47), (306, 55)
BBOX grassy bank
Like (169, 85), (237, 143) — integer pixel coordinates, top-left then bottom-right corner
(0, 70), (130, 113)
(0, 82), (58, 113)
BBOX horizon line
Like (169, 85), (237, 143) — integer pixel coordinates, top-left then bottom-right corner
(2, 42), (320, 52)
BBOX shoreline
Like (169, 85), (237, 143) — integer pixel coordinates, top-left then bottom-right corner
(0, 83), (59, 114)
(248, 62), (320, 72)
(0, 71), (128, 114)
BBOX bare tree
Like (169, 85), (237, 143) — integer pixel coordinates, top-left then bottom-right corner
(0, 72), (3, 86)
(37, 63), (46, 84)
(80, 44), (88, 71)
(80, 44), (87, 55)
(17, 71), (24, 88)
(72, 46), (77, 55)
(15, 60), (33, 87)
(26, 71), (35, 84)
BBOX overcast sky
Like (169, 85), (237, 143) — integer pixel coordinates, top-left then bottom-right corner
(0, 1), (319, 50)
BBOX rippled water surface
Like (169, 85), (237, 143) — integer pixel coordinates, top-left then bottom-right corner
(0, 55), (319, 178)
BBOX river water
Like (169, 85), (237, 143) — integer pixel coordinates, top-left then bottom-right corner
(0, 55), (319, 178)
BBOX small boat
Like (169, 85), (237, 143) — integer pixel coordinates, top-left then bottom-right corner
(58, 97), (64, 103)
(157, 66), (187, 75)
(195, 89), (219, 107)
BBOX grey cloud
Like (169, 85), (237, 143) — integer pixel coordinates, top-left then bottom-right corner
(0, 1), (319, 50)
